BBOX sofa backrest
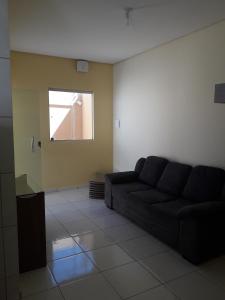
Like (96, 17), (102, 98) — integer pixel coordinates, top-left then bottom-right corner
(139, 156), (168, 187)
(183, 166), (225, 202)
(157, 162), (192, 196)
(134, 157), (146, 174)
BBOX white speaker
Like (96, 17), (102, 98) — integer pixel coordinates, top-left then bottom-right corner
(76, 60), (89, 73)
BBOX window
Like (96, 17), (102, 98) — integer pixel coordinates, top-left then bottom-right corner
(48, 89), (94, 141)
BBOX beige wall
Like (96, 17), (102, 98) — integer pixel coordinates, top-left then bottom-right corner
(11, 51), (113, 190)
(13, 89), (42, 189)
(113, 20), (225, 171)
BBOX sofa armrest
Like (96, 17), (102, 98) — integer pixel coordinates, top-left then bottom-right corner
(105, 171), (138, 184)
(178, 201), (225, 264)
(104, 171), (138, 209)
(178, 201), (225, 219)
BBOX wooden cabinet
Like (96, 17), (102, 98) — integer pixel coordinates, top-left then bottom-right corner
(17, 192), (46, 273)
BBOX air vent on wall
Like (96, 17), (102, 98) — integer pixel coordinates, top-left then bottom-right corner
(76, 60), (89, 73)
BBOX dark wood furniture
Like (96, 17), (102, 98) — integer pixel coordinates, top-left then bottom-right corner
(17, 192), (46, 273)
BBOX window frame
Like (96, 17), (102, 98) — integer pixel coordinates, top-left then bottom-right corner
(48, 88), (94, 142)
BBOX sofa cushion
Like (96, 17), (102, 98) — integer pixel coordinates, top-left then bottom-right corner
(183, 166), (225, 203)
(150, 199), (192, 218)
(157, 162), (192, 196)
(126, 190), (174, 232)
(112, 181), (151, 215)
(135, 157), (146, 174)
(112, 181), (151, 198)
(145, 199), (192, 246)
(139, 156), (168, 187)
(128, 189), (175, 205)
(106, 171), (138, 184)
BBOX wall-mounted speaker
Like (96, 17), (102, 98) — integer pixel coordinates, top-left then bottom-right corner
(76, 60), (89, 73)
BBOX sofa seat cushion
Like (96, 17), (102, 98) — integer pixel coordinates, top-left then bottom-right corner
(112, 181), (151, 215)
(157, 162), (192, 196)
(150, 199), (192, 218)
(112, 181), (151, 197)
(125, 190), (176, 232)
(139, 156), (168, 187)
(183, 166), (225, 203)
(128, 189), (175, 205)
(144, 199), (192, 247)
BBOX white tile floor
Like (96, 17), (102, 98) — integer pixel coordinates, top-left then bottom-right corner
(20, 187), (225, 300)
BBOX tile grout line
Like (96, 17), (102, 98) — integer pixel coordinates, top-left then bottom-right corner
(46, 208), (159, 299)
(47, 215), (169, 267)
(21, 286), (61, 299)
(100, 271), (126, 300)
(57, 286), (66, 300)
(0, 56), (9, 60)
(45, 195), (171, 265)
(48, 201), (133, 246)
(194, 268), (225, 292)
(47, 195), (165, 294)
(45, 238), (204, 300)
(50, 204), (147, 246)
(0, 116), (13, 119)
(44, 190), (225, 300)
(23, 191), (166, 298)
(123, 284), (168, 300)
(49, 211), (184, 298)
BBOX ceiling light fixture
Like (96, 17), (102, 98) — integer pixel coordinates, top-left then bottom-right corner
(124, 0), (172, 26)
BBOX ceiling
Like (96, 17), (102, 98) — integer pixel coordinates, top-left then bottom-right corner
(9, 0), (225, 64)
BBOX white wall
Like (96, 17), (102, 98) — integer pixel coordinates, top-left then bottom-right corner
(113, 20), (225, 172)
(0, 0), (19, 299)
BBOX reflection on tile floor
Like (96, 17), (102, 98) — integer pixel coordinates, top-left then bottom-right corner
(74, 230), (114, 251)
(20, 187), (225, 299)
(46, 237), (82, 261)
(86, 244), (133, 271)
(48, 252), (98, 284)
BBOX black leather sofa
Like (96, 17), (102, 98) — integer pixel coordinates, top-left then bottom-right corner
(105, 156), (225, 264)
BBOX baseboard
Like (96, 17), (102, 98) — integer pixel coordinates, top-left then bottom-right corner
(44, 183), (89, 193)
